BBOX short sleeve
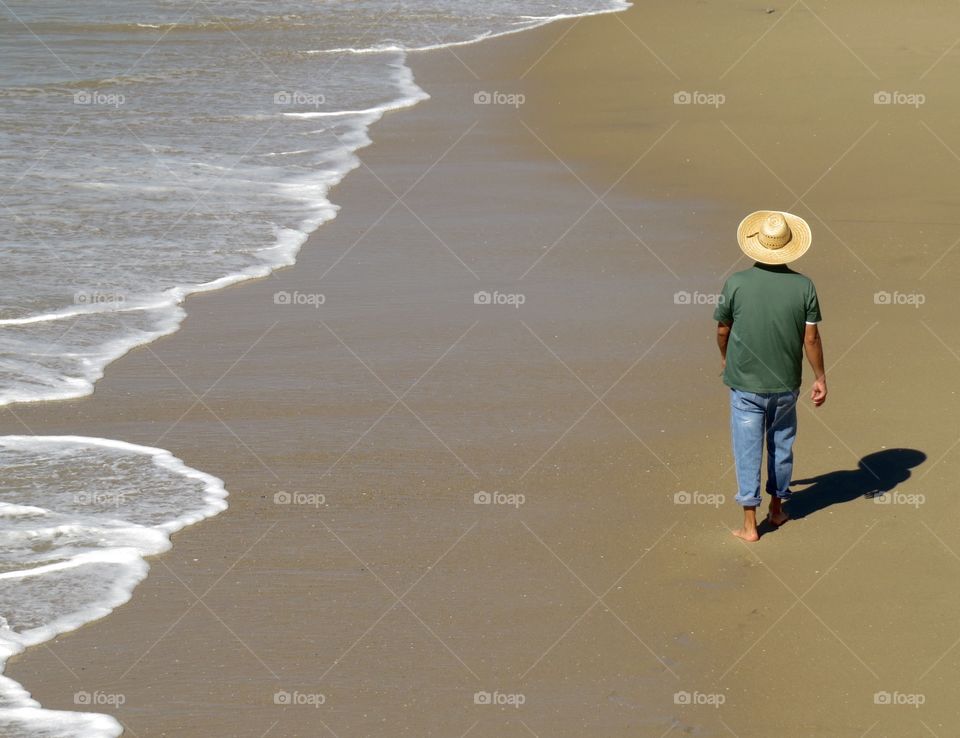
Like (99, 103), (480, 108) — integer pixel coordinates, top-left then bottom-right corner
(805, 281), (822, 324)
(713, 279), (733, 323)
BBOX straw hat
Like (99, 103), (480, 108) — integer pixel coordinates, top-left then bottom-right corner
(736, 210), (811, 264)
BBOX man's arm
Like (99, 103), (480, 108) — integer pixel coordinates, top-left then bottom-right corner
(804, 323), (827, 407)
(717, 321), (731, 373)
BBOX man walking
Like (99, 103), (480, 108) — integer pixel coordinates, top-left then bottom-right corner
(714, 211), (827, 542)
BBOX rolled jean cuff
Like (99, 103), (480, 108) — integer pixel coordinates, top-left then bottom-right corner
(765, 485), (792, 500)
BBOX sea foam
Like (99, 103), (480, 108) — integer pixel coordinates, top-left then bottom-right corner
(0, 436), (228, 737)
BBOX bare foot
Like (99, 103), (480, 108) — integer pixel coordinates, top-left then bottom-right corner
(767, 509), (789, 526)
(732, 527), (760, 542)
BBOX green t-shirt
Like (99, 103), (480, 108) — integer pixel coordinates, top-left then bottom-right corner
(713, 263), (822, 393)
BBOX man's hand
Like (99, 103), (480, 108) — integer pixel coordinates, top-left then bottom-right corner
(804, 324), (827, 406)
(811, 376), (827, 407)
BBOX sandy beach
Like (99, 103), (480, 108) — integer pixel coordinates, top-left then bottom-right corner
(7, 1), (960, 735)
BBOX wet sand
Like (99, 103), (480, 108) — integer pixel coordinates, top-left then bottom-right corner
(8, 1), (960, 735)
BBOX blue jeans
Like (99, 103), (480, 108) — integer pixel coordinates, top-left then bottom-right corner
(729, 388), (799, 508)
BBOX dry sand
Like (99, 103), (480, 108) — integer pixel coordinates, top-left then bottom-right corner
(7, 1), (960, 736)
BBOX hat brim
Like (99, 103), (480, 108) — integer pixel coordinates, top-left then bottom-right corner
(736, 210), (812, 265)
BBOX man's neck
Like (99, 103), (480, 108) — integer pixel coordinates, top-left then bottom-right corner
(753, 262), (794, 274)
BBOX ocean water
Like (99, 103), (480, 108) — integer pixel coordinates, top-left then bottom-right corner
(0, 1), (629, 734)
(0, 437), (227, 737)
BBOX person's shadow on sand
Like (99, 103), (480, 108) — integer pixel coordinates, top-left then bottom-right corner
(783, 448), (926, 521)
